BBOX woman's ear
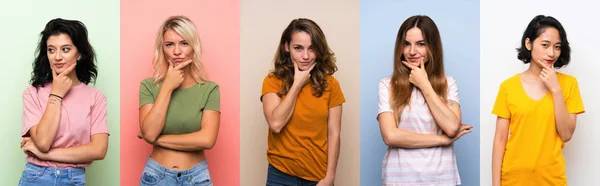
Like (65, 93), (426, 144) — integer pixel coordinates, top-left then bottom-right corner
(284, 42), (290, 53)
(525, 38), (532, 51)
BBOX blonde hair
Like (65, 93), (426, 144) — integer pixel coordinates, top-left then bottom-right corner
(153, 15), (207, 84)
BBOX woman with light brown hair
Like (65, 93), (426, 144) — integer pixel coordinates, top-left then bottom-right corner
(377, 15), (472, 185)
(261, 18), (345, 186)
(137, 15), (220, 186)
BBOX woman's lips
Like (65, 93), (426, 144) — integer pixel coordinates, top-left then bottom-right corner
(54, 63), (66, 68)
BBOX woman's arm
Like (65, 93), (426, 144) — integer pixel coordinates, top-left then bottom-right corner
(551, 90), (577, 142)
(262, 62), (315, 133)
(492, 117), (510, 186)
(403, 60), (461, 137)
(421, 86), (462, 137)
(28, 64), (78, 153)
(262, 88), (301, 133)
(28, 97), (62, 153)
(152, 110), (220, 151)
(378, 112), (471, 148)
(319, 105), (342, 185)
(139, 86), (173, 144)
(23, 133), (108, 164)
(140, 61), (193, 143)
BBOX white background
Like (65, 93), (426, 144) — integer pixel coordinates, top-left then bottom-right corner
(480, 0), (600, 185)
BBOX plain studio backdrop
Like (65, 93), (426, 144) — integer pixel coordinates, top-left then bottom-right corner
(480, 0), (600, 185)
(360, 0), (480, 185)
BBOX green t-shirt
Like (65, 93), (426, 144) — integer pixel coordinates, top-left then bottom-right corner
(139, 78), (220, 135)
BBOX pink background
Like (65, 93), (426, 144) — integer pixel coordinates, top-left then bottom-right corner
(120, 0), (240, 185)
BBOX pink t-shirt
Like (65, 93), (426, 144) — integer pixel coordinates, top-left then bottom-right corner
(22, 83), (109, 168)
(378, 76), (460, 186)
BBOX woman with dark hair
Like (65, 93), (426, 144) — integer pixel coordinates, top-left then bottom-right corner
(377, 15), (472, 185)
(492, 15), (584, 186)
(261, 18), (344, 186)
(19, 18), (109, 185)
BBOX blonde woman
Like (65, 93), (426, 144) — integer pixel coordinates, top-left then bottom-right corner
(137, 16), (220, 186)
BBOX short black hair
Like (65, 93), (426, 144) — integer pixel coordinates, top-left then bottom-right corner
(516, 15), (570, 68)
(30, 18), (97, 87)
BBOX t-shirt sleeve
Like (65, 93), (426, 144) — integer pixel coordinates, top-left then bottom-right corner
(447, 77), (460, 104)
(565, 78), (585, 114)
(204, 84), (221, 112)
(22, 87), (42, 137)
(261, 75), (280, 101)
(378, 79), (392, 115)
(492, 82), (510, 119)
(328, 77), (345, 108)
(90, 91), (109, 135)
(139, 79), (156, 107)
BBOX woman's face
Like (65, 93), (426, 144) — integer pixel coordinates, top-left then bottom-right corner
(285, 31), (316, 71)
(402, 27), (429, 66)
(527, 27), (561, 68)
(163, 28), (193, 66)
(47, 33), (80, 75)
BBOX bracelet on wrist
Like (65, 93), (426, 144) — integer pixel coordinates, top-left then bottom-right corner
(49, 94), (63, 100)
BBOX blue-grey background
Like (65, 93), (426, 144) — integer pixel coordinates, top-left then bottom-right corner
(360, 0), (480, 185)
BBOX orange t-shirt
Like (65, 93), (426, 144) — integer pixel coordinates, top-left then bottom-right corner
(261, 74), (345, 181)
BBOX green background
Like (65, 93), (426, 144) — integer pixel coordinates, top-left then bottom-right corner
(0, 0), (120, 185)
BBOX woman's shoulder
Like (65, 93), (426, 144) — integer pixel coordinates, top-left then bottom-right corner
(445, 75), (457, 84)
(325, 75), (340, 83)
(140, 77), (156, 85)
(199, 80), (219, 90)
(556, 72), (577, 82)
(499, 73), (521, 87)
(379, 76), (392, 86)
(22, 84), (50, 96)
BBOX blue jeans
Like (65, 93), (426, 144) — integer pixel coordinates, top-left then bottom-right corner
(140, 156), (212, 186)
(18, 162), (86, 186)
(266, 164), (318, 186)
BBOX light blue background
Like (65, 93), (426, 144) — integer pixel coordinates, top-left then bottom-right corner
(360, 0), (480, 185)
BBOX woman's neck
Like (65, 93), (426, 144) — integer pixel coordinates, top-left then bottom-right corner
(67, 72), (82, 86)
(523, 62), (543, 81)
(178, 75), (196, 89)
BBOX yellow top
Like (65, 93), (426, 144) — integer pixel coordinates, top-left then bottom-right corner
(492, 72), (584, 186)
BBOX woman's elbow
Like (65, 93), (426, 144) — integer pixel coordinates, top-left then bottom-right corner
(382, 133), (396, 146)
(268, 121), (284, 134)
(142, 135), (158, 145)
(444, 128), (458, 138)
(560, 134), (572, 143)
(94, 151), (107, 160)
(35, 141), (52, 153)
(445, 120), (462, 138)
(201, 138), (217, 150)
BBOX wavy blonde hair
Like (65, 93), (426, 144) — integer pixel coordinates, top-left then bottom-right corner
(153, 15), (207, 84)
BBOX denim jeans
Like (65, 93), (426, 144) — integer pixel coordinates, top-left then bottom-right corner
(18, 162), (86, 186)
(266, 164), (318, 186)
(140, 156), (212, 186)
